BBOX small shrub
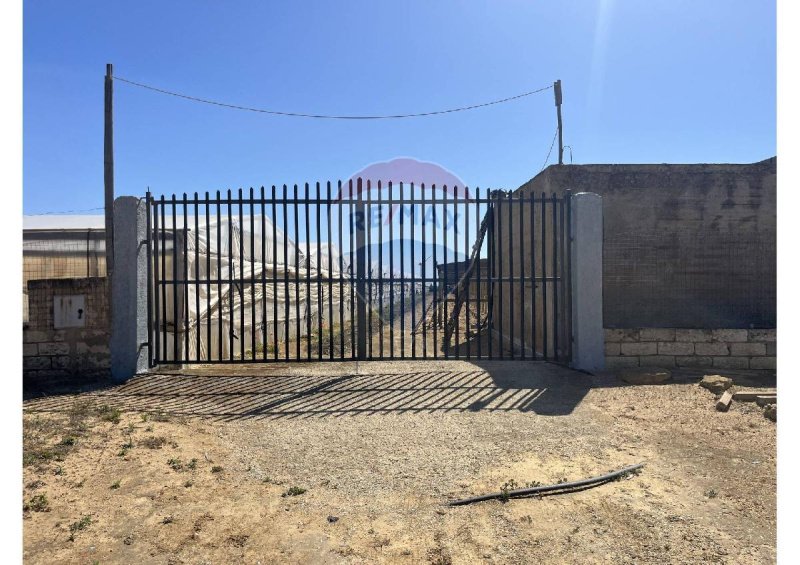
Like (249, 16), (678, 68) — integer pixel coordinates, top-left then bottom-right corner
(139, 436), (168, 449)
(167, 458), (183, 471)
(705, 488), (718, 499)
(282, 486), (306, 497)
(187, 458), (198, 470)
(70, 399), (95, 416)
(54, 466), (64, 476)
(97, 405), (121, 424)
(211, 465), (223, 473)
(118, 437), (134, 457)
(60, 436), (77, 446)
(68, 515), (92, 540)
(24, 494), (50, 513)
(499, 479), (519, 503)
(162, 515), (174, 524)
(110, 480), (121, 490)
(184, 480), (193, 488)
(24, 438), (75, 468)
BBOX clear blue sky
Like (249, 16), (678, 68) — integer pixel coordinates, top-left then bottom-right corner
(23, 0), (775, 214)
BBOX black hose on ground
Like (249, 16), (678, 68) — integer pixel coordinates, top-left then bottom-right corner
(447, 462), (645, 507)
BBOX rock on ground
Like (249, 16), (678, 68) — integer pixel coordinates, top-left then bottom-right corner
(699, 374), (733, 394)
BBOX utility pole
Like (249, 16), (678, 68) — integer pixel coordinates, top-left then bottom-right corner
(104, 63), (115, 278)
(554, 79), (563, 165)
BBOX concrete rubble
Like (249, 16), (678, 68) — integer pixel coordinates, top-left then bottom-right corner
(699, 375), (733, 395)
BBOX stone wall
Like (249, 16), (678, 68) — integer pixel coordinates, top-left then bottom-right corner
(24, 277), (111, 389)
(604, 328), (776, 371)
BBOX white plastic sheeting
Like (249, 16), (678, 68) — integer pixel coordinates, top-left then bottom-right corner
(155, 215), (353, 361)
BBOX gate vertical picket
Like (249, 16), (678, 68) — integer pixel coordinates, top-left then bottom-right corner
(146, 192), (154, 367)
(355, 178), (367, 360)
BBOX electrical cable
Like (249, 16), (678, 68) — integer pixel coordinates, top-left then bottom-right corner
(114, 76), (553, 120)
(539, 126), (559, 172)
(27, 207), (104, 216)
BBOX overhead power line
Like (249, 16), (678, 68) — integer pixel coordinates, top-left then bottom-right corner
(28, 207), (104, 216)
(113, 76), (553, 120)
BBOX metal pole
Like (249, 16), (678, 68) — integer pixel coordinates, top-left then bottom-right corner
(554, 79), (563, 166)
(104, 63), (115, 277)
(355, 178), (367, 360)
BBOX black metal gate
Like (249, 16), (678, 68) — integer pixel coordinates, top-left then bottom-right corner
(146, 180), (571, 365)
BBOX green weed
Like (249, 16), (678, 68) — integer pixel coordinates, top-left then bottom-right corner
(282, 485), (306, 497)
(23, 494), (50, 512)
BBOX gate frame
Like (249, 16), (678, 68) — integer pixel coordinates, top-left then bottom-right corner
(109, 189), (603, 380)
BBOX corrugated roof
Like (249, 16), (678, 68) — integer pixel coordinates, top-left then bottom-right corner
(23, 215), (106, 230)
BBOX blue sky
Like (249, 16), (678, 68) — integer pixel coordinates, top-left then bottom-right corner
(23, 0), (775, 214)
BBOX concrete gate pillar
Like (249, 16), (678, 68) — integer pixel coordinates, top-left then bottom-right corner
(110, 196), (149, 381)
(570, 192), (604, 372)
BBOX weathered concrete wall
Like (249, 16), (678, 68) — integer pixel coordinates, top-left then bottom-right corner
(515, 158), (776, 329)
(23, 277), (110, 389)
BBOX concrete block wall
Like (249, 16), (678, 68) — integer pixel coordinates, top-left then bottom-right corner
(604, 328), (776, 371)
(23, 277), (111, 388)
(514, 158), (776, 330)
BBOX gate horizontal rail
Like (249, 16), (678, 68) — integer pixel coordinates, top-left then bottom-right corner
(146, 181), (571, 365)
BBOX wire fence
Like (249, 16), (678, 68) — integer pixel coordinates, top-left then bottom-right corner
(23, 229), (107, 322)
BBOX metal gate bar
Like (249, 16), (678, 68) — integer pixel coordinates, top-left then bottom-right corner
(146, 183), (571, 365)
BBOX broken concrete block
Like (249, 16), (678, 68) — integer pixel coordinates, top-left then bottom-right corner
(763, 404), (776, 422)
(732, 389), (777, 402)
(699, 375), (733, 394)
(755, 395), (777, 407)
(716, 391), (733, 412)
(618, 366), (672, 385)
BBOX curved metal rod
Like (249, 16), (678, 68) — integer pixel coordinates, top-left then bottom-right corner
(448, 463), (645, 507)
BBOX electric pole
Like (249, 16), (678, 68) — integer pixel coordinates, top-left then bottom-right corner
(554, 79), (563, 165)
(104, 63), (115, 277)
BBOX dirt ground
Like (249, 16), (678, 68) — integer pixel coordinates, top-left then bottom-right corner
(23, 361), (776, 564)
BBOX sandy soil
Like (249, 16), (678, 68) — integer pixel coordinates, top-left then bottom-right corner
(23, 361), (776, 564)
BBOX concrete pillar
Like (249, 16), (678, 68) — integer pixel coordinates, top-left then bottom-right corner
(110, 196), (149, 381)
(570, 192), (604, 372)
